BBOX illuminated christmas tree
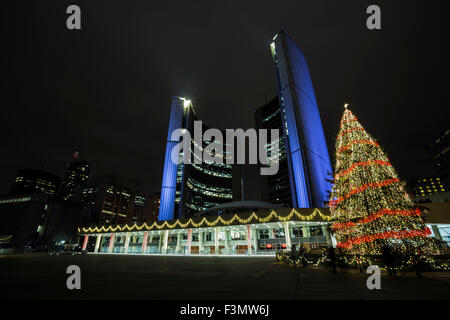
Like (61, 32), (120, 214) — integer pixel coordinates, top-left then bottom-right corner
(329, 104), (441, 255)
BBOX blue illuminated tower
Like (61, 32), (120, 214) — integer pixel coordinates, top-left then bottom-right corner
(158, 97), (186, 221)
(269, 31), (332, 208)
(158, 97), (237, 221)
(159, 31), (332, 221)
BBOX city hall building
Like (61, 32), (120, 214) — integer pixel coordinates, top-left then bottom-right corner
(78, 205), (333, 255)
(77, 202), (450, 255)
(158, 31), (333, 222)
(76, 31), (450, 255)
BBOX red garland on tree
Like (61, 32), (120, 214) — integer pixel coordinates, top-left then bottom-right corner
(329, 104), (442, 255)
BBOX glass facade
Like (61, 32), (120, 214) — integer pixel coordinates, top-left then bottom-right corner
(159, 97), (238, 220)
(60, 161), (90, 201)
(80, 221), (333, 255)
(255, 32), (333, 208)
(268, 31), (333, 208)
(255, 98), (293, 206)
(428, 129), (450, 191)
(10, 169), (60, 198)
(80, 219), (448, 255)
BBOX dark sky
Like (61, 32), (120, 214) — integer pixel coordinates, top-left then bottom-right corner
(1, 0), (449, 199)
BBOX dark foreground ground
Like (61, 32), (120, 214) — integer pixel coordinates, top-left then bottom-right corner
(0, 253), (449, 299)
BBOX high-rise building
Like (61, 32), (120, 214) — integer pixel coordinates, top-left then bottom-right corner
(258, 31), (332, 208)
(158, 98), (242, 220)
(60, 160), (90, 201)
(10, 169), (60, 198)
(407, 177), (447, 199)
(100, 184), (133, 225)
(82, 174), (147, 225)
(145, 191), (160, 223)
(255, 98), (291, 206)
(132, 192), (146, 224)
(429, 128), (450, 190)
(158, 31), (332, 221)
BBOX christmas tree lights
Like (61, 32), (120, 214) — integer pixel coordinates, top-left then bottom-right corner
(329, 104), (444, 255)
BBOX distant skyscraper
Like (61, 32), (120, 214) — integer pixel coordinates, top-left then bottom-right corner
(132, 192), (146, 224)
(263, 30), (332, 208)
(60, 160), (90, 201)
(10, 168), (60, 198)
(429, 128), (450, 190)
(145, 191), (160, 223)
(407, 177), (446, 199)
(100, 184), (133, 225)
(158, 97), (242, 221)
(82, 174), (147, 225)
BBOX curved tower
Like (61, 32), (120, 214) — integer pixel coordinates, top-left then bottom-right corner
(159, 31), (333, 221)
(158, 97), (239, 220)
(269, 31), (332, 208)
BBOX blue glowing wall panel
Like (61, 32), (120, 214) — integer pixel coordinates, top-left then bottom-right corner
(271, 31), (332, 208)
(158, 97), (184, 221)
(279, 91), (310, 208)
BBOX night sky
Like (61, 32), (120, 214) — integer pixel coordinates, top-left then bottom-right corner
(1, 1), (449, 200)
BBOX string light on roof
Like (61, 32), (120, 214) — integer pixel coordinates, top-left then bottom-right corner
(78, 209), (331, 234)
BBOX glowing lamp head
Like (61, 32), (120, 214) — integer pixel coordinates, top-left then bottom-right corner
(344, 103), (349, 109)
(183, 99), (191, 108)
(270, 42), (276, 57)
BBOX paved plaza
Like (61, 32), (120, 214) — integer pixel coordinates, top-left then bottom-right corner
(0, 253), (449, 300)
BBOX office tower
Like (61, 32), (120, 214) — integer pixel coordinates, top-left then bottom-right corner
(131, 192), (146, 224)
(101, 184), (132, 225)
(158, 97), (242, 220)
(10, 168), (60, 198)
(258, 31), (332, 208)
(60, 160), (90, 201)
(429, 128), (450, 190)
(408, 177), (447, 199)
(82, 174), (147, 225)
(145, 191), (160, 222)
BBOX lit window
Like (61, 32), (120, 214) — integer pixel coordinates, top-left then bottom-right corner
(231, 231), (246, 240)
(258, 229), (269, 239)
